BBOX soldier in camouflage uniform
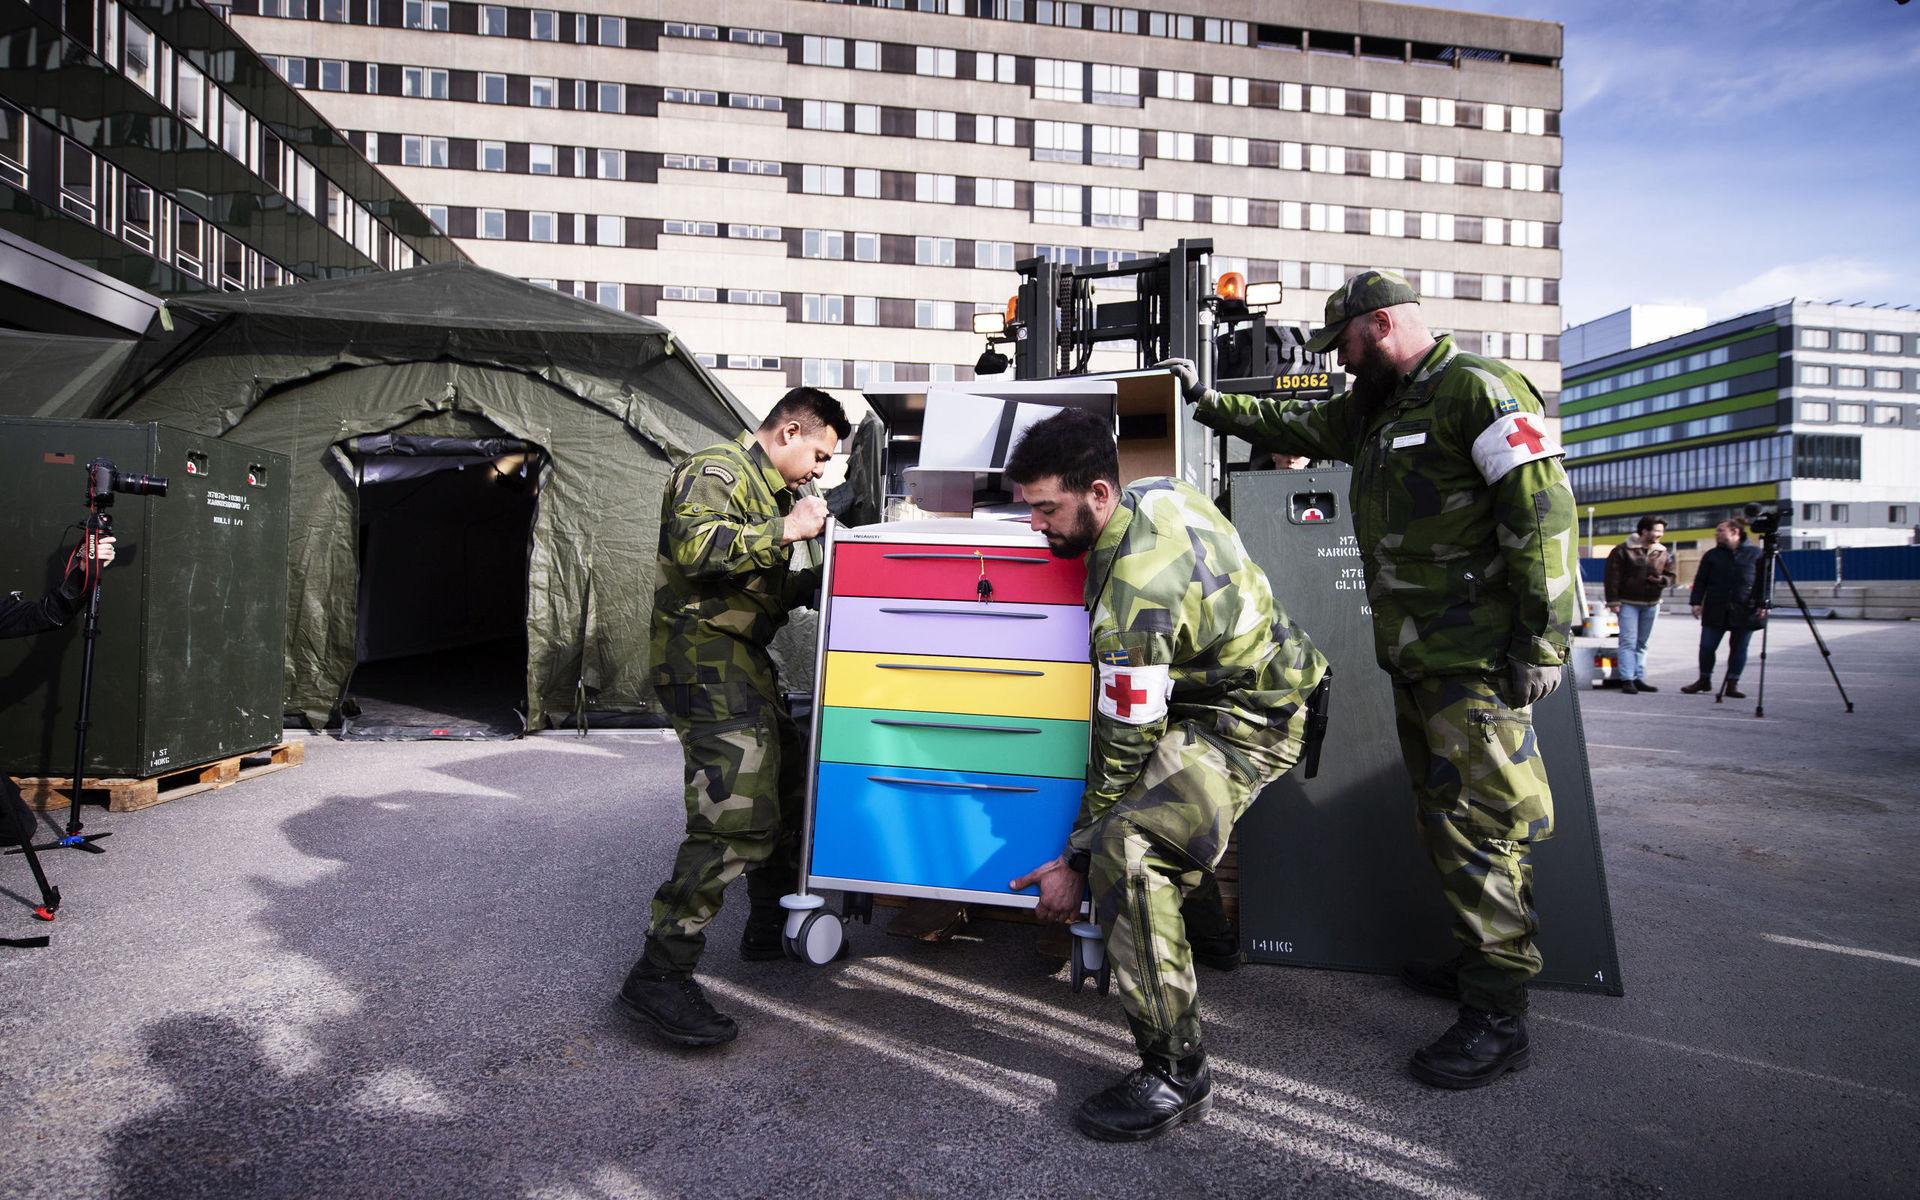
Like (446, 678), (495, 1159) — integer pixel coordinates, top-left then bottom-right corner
(1006, 408), (1328, 1142)
(616, 387), (850, 1048)
(1162, 268), (1580, 1089)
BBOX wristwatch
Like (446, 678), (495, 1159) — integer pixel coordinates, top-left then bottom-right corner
(1066, 849), (1091, 875)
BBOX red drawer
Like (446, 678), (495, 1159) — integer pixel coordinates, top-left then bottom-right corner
(831, 542), (1086, 605)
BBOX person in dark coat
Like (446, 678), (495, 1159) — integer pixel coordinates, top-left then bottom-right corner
(2, 534), (114, 938)
(1681, 520), (1766, 697)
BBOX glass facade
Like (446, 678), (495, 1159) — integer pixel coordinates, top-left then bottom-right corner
(1568, 433), (1860, 505)
(0, 0), (457, 329)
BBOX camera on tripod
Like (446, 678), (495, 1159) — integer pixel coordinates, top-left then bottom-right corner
(86, 459), (168, 504)
(1742, 501), (1786, 538)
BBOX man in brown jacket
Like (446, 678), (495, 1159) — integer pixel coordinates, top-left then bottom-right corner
(1603, 516), (1676, 694)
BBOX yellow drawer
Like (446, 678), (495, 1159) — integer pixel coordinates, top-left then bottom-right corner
(822, 651), (1092, 722)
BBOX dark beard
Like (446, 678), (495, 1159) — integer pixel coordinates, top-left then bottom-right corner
(1043, 499), (1098, 559)
(1345, 338), (1400, 421)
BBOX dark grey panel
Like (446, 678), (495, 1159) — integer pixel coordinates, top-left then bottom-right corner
(1231, 468), (1624, 996)
(0, 418), (289, 777)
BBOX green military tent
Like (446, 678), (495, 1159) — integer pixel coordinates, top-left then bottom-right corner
(64, 261), (755, 731)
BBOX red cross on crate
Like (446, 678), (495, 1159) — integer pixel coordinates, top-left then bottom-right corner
(1104, 673), (1147, 717)
(1506, 416), (1547, 455)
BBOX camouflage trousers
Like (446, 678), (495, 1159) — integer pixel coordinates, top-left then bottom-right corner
(1088, 720), (1301, 1064)
(643, 684), (806, 977)
(1391, 673), (1556, 1016)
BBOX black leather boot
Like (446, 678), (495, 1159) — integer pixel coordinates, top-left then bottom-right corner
(1400, 953), (1465, 1000)
(1619, 678), (1639, 695)
(1633, 679), (1659, 693)
(1074, 1052), (1213, 1142)
(1409, 1006), (1530, 1089)
(1680, 675), (1713, 694)
(616, 963), (738, 1047)
(1722, 676), (1745, 699)
(739, 909), (786, 962)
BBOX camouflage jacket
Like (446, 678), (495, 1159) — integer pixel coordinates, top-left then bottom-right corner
(649, 431), (819, 708)
(1194, 335), (1580, 680)
(1069, 478), (1328, 852)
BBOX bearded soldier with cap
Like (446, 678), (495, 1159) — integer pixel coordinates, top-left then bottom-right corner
(1160, 268), (1580, 1089)
(616, 387), (850, 1047)
(1006, 408), (1328, 1140)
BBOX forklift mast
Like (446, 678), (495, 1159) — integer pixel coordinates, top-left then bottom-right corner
(1004, 239), (1342, 489)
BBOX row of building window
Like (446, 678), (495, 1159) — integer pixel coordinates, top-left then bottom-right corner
(56, 3), (415, 272)
(1565, 405), (1775, 461)
(808, 1), (1558, 74)
(364, 127), (1558, 262)
(1800, 328), (1912, 354)
(261, 0), (1545, 80)
(317, 57), (1560, 196)
(1565, 378), (1742, 432)
(803, 34), (1558, 134)
(1799, 400), (1909, 425)
(1, 100), (308, 291)
(1800, 365), (1909, 390)
(1567, 434), (1859, 504)
(243, 3), (1559, 133)
(1563, 342), (1742, 404)
(1800, 504), (1910, 526)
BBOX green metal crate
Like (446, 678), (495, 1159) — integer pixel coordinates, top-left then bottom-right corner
(0, 418), (290, 778)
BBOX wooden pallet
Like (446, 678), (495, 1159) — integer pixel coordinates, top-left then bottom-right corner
(11, 741), (305, 814)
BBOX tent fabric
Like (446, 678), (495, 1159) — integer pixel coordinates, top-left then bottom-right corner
(94, 262), (754, 729)
(0, 329), (139, 419)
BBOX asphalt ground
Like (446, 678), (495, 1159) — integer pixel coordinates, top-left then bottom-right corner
(2, 618), (1916, 1199)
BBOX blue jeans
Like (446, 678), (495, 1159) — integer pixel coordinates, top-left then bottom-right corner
(1616, 602), (1658, 682)
(1699, 625), (1753, 681)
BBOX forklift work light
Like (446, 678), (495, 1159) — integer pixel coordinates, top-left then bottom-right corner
(1244, 281), (1283, 308)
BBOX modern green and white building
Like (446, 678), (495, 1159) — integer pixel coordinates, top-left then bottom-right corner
(1560, 300), (1920, 551)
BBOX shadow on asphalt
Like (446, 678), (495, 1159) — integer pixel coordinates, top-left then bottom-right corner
(98, 744), (1501, 1199)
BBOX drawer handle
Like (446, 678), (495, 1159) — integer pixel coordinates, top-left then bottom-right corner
(877, 607), (1048, 620)
(880, 553), (1048, 565)
(871, 719), (1042, 735)
(866, 775), (1039, 794)
(874, 663), (1044, 676)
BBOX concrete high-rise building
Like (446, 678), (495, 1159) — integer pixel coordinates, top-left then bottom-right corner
(1561, 300), (1920, 550)
(0, 0), (456, 336)
(223, 0), (1565, 414)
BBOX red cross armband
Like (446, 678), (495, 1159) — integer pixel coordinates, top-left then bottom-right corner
(1096, 661), (1172, 725)
(1470, 412), (1563, 485)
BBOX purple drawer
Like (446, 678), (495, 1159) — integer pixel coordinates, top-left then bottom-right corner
(826, 597), (1089, 663)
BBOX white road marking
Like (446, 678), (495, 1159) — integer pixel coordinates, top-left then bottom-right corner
(1536, 1014), (1917, 1107)
(1762, 933), (1920, 970)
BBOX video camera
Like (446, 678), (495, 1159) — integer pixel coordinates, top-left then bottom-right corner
(1742, 501), (1786, 538)
(86, 459), (168, 504)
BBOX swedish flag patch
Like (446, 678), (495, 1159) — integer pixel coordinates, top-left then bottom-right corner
(1099, 648), (1132, 666)
(1494, 394), (1520, 415)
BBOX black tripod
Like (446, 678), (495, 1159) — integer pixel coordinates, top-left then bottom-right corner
(1741, 525), (1854, 719)
(6, 511), (117, 859)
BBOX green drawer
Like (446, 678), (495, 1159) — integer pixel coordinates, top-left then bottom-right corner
(818, 706), (1089, 781)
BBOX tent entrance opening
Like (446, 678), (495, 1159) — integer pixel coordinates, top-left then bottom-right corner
(346, 437), (537, 738)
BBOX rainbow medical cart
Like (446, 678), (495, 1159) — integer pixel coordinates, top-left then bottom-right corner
(780, 518), (1096, 967)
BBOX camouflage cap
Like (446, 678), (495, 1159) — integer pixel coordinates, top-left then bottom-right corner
(1304, 269), (1420, 353)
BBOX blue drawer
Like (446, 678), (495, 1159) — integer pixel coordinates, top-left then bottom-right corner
(810, 761), (1082, 902)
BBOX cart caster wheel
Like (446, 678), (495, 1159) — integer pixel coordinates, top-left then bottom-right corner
(792, 910), (846, 966)
(1069, 921), (1106, 995)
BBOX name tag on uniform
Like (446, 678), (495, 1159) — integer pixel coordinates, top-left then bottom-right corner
(1391, 432), (1427, 449)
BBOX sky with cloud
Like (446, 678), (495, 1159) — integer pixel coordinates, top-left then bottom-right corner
(1440, 0), (1920, 328)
